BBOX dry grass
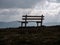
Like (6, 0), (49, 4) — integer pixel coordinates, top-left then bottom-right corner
(0, 26), (60, 45)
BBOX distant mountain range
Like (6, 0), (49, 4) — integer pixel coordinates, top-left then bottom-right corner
(0, 21), (60, 28)
(0, 21), (20, 28)
(43, 22), (60, 26)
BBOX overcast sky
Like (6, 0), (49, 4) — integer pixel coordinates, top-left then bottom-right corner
(0, 0), (60, 25)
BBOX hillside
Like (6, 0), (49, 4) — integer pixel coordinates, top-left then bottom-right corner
(0, 21), (60, 28)
(0, 26), (60, 45)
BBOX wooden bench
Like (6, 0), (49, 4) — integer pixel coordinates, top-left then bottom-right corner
(21, 15), (44, 27)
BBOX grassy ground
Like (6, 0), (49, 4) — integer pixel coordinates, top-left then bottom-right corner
(0, 26), (60, 45)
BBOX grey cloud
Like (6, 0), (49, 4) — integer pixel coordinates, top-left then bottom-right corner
(0, 0), (40, 8)
(0, 9), (32, 15)
(0, 0), (60, 23)
(0, 9), (19, 15)
(0, 9), (32, 22)
(57, 0), (60, 3)
(47, 0), (60, 3)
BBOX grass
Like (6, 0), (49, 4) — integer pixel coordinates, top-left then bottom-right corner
(0, 26), (60, 45)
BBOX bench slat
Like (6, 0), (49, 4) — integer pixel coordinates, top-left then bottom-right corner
(23, 15), (44, 17)
(21, 15), (44, 27)
(22, 18), (44, 20)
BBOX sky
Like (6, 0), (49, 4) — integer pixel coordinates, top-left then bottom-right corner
(0, 0), (60, 25)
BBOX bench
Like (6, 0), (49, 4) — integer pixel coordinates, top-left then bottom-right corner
(21, 15), (44, 27)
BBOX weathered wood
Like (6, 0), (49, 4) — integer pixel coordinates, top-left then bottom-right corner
(21, 21), (28, 27)
(18, 21), (42, 22)
(23, 15), (44, 17)
(24, 15), (27, 27)
(21, 15), (44, 27)
(22, 18), (44, 20)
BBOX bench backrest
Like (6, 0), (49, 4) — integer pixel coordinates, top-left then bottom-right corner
(22, 15), (44, 27)
(22, 15), (44, 21)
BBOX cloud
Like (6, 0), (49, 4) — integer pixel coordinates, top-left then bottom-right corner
(0, 0), (40, 8)
(0, 8), (32, 22)
(0, 0), (60, 26)
(29, 0), (60, 23)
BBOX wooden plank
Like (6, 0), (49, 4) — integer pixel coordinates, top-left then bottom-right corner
(22, 18), (44, 20)
(23, 15), (44, 17)
(18, 21), (42, 22)
(21, 22), (28, 23)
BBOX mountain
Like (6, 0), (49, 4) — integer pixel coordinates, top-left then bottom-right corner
(0, 21), (20, 28)
(0, 21), (60, 28)
(43, 22), (60, 26)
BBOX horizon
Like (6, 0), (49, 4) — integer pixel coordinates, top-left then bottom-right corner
(0, 21), (60, 28)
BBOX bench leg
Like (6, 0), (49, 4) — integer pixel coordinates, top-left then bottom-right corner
(25, 22), (27, 27)
(37, 23), (38, 27)
(37, 22), (42, 27)
(41, 22), (42, 27)
(21, 23), (23, 27)
(25, 22), (28, 27)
